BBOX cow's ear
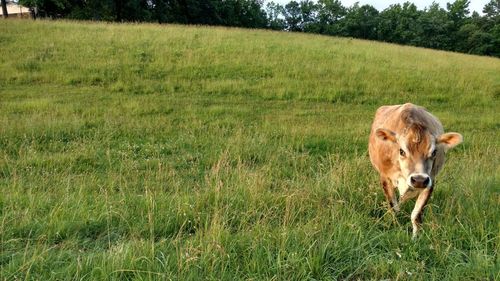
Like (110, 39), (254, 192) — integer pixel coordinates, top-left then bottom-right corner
(375, 128), (397, 143)
(438, 132), (463, 150)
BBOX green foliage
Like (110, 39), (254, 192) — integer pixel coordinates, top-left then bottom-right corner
(265, 1), (286, 30)
(315, 0), (345, 35)
(0, 20), (499, 280)
(18, 0), (269, 27)
(341, 3), (379, 40)
(447, 0), (471, 25)
(378, 2), (421, 45)
(283, 1), (302, 31)
(415, 3), (453, 50)
(483, 0), (500, 17)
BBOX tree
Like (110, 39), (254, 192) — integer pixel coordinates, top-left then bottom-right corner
(378, 2), (420, 45)
(19, 0), (79, 18)
(152, 0), (168, 23)
(283, 1), (302, 31)
(1, 0), (8, 18)
(341, 3), (379, 40)
(238, 0), (268, 28)
(415, 3), (454, 50)
(483, 0), (499, 20)
(445, 0), (471, 49)
(67, 0), (115, 21)
(482, 0), (500, 56)
(120, 0), (152, 22)
(299, 0), (318, 32)
(457, 22), (495, 54)
(488, 24), (500, 56)
(378, 4), (402, 43)
(266, 1), (285, 30)
(316, 0), (346, 35)
(447, 0), (470, 25)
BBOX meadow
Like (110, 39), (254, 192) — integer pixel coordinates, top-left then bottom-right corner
(0, 20), (499, 280)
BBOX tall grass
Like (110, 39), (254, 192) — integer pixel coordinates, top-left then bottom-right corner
(0, 19), (499, 280)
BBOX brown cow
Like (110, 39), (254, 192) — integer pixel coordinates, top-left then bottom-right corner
(369, 103), (463, 238)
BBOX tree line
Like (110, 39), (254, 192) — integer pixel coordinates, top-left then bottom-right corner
(14, 0), (500, 57)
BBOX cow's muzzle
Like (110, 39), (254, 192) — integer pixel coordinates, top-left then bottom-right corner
(408, 173), (432, 189)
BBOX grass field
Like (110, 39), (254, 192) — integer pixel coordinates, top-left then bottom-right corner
(0, 19), (499, 280)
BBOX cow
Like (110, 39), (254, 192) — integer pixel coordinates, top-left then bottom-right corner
(368, 103), (463, 238)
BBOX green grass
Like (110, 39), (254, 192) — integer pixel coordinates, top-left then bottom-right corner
(0, 19), (499, 280)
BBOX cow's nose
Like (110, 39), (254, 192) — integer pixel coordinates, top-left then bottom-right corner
(410, 175), (430, 188)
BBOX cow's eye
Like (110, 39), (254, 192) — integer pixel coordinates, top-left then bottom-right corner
(399, 149), (406, 157)
(431, 150), (437, 158)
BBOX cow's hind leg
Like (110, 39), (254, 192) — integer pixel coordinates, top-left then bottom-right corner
(411, 187), (433, 239)
(381, 177), (399, 212)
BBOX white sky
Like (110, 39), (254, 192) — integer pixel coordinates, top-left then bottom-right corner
(267, 0), (489, 14)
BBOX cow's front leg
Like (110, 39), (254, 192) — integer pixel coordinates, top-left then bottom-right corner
(381, 177), (399, 212)
(411, 187), (434, 239)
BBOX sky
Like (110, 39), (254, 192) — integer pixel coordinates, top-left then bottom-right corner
(267, 0), (490, 14)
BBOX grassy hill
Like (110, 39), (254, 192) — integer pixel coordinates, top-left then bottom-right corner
(0, 20), (499, 280)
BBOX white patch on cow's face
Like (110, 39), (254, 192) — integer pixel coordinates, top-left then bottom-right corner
(397, 176), (410, 197)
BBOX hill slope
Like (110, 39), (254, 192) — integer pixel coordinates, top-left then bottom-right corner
(0, 20), (499, 280)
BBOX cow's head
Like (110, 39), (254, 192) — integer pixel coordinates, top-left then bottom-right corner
(375, 124), (462, 189)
